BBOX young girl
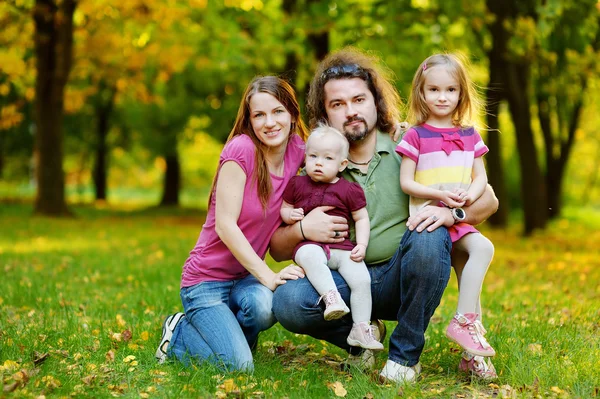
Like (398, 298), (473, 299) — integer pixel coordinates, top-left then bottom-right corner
(396, 54), (496, 371)
(280, 125), (383, 351)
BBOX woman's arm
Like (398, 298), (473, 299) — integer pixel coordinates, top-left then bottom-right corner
(215, 161), (299, 290)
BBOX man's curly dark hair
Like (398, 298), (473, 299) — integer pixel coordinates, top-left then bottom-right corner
(306, 47), (403, 133)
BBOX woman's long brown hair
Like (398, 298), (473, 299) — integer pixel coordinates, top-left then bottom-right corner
(209, 76), (309, 210)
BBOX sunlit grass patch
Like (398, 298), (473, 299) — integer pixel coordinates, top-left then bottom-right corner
(1, 202), (599, 398)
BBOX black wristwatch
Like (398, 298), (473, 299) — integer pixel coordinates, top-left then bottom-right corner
(451, 208), (466, 223)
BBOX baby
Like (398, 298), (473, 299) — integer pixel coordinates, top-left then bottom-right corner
(280, 125), (383, 351)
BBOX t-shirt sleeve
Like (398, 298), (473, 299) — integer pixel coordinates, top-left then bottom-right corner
(282, 176), (298, 205)
(288, 134), (306, 172)
(473, 130), (489, 158)
(220, 135), (255, 175)
(395, 128), (420, 162)
(346, 182), (367, 212)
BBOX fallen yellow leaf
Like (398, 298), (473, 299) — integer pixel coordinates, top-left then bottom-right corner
(329, 381), (347, 397)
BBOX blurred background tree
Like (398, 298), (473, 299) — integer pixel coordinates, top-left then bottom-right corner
(1, 0), (599, 234)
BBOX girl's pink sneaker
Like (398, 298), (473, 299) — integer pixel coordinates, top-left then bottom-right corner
(459, 351), (498, 380)
(446, 313), (496, 357)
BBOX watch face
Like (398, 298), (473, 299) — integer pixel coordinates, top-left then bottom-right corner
(455, 208), (465, 219)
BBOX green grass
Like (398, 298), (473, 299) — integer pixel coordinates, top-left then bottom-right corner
(1, 202), (599, 398)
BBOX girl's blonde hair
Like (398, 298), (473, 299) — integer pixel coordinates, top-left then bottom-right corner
(408, 53), (481, 127)
(306, 124), (349, 159)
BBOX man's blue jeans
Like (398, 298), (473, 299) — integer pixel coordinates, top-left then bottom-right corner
(272, 228), (451, 367)
(168, 275), (276, 372)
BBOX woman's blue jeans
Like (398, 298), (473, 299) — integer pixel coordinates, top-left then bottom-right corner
(272, 228), (452, 367)
(168, 275), (276, 372)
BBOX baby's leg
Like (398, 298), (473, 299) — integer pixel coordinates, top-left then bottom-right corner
(295, 245), (349, 320)
(294, 244), (337, 295)
(453, 233), (494, 315)
(331, 250), (383, 351)
(329, 249), (372, 323)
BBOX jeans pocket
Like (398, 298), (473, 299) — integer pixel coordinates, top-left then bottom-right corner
(181, 282), (205, 307)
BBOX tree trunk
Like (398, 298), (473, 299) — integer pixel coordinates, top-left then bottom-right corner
(93, 84), (116, 201)
(32, 0), (76, 216)
(504, 63), (547, 234)
(93, 114), (108, 201)
(281, 0), (299, 84)
(484, 9), (509, 227)
(160, 154), (180, 206)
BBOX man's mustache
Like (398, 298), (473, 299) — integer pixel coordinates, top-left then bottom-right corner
(344, 117), (366, 127)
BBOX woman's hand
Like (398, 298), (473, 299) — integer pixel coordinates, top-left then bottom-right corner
(263, 264), (305, 291)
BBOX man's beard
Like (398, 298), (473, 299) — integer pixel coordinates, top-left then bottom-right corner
(343, 116), (372, 143)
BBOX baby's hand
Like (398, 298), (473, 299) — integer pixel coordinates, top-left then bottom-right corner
(290, 208), (304, 221)
(440, 190), (466, 209)
(350, 244), (367, 262)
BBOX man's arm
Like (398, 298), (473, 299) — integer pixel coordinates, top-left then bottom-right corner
(462, 184), (499, 226)
(269, 205), (349, 262)
(406, 184), (499, 232)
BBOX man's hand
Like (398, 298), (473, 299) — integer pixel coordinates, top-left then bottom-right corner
(302, 205), (348, 243)
(350, 244), (367, 262)
(390, 121), (410, 142)
(407, 205), (453, 232)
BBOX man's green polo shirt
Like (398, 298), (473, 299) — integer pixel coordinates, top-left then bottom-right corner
(342, 131), (409, 264)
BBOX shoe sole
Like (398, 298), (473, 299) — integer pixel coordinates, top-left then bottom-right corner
(445, 331), (496, 357)
(324, 309), (349, 321)
(346, 338), (384, 351)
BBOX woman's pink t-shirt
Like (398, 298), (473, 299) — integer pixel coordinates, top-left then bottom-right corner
(181, 134), (305, 287)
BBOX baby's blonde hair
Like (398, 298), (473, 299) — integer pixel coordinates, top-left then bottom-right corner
(306, 124), (349, 159)
(408, 53), (481, 127)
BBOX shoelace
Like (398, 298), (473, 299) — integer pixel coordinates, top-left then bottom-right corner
(317, 290), (338, 306)
(364, 325), (377, 342)
(468, 320), (492, 349)
(463, 352), (497, 378)
(472, 356), (495, 376)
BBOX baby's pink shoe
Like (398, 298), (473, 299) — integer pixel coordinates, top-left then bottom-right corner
(446, 313), (495, 357)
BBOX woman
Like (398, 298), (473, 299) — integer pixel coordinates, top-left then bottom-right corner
(155, 76), (308, 372)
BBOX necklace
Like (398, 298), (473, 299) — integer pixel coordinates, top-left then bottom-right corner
(348, 156), (373, 166)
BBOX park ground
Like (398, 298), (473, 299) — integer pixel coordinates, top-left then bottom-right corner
(1, 202), (599, 398)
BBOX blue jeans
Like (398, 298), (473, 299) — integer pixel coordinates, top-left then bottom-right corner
(272, 228), (451, 367)
(168, 275), (276, 372)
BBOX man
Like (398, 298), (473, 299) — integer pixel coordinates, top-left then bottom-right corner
(270, 48), (498, 383)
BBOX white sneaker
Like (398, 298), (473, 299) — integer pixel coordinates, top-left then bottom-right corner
(155, 312), (185, 364)
(379, 359), (421, 384)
